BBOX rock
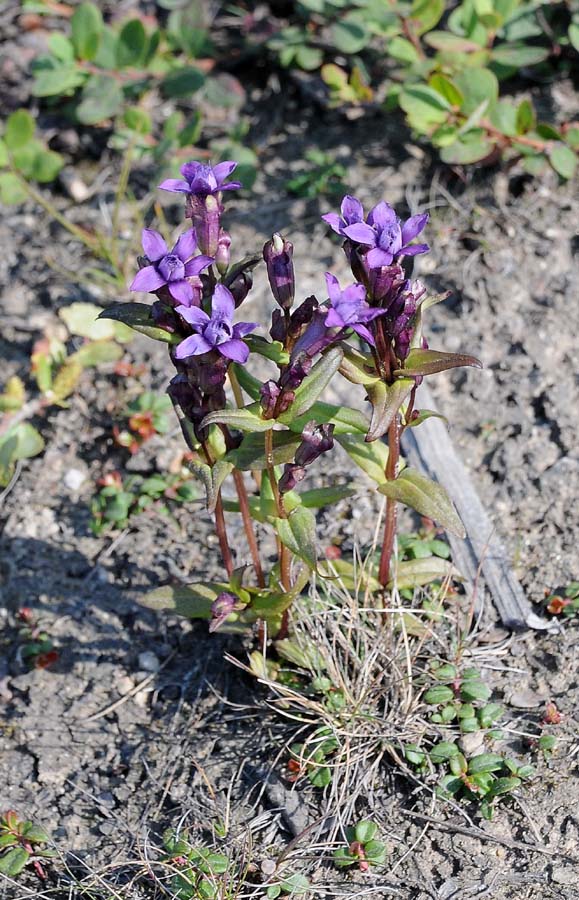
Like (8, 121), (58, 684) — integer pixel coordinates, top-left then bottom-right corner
(509, 688), (545, 709)
(137, 651), (160, 673)
(63, 468), (86, 491)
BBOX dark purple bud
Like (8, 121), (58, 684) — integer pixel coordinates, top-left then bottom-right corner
(368, 264), (405, 307)
(228, 270), (253, 307)
(289, 295), (318, 336)
(215, 229), (231, 276)
(187, 193), (222, 257)
(185, 352), (229, 394)
(275, 389), (294, 416)
(263, 233), (295, 310)
(278, 464), (307, 494)
(167, 374), (203, 423)
(270, 309), (287, 343)
(280, 354), (312, 390)
(151, 300), (179, 333)
(260, 380), (280, 418)
(294, 422), (335, 467)
(291, 308), (333, 359)
(209, 591), (239, 633)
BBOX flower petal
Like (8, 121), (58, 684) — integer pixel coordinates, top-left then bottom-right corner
(130, 265), (166, 293)
(325, 307), (344, 328)
(321, 213), (344, 234)
(367, 201), (397, 228)
(211, 284), (235, 320)
(175, 333), (213, 359)
(180, 161), (201, 181)
(341, 283), (367, 305)
(401, 213), (429, 245)
(343, 222), (376, 245)
(232, 322), (258, 338)
(366, 247), (394, 268)
(219, 181), (242, 191)
(158, 178), (191, 193)
(212, 160), (237, 184)
(141, 229), (168, 261)
(168, 280), (194, 304)
(218, 339), (249, 363)
(358, 306), (387, 322)
(351, 323), (376, 345)
(400, 242), (429, 257)
(173, 228), (198, 262)
(176, 304), (210, 328)
(341, 195), (364, 224)
(324, 272), (341, 304)
(184, 255), (213, 276)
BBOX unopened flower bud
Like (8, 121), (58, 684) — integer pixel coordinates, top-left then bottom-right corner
(209, 591), (238, 632)
(280, 354), (311, 390)
(295, 422), (334, 467)
(270, 309), (287, 343)
(278, 464), (306, 494)
(228, 270), (253, 307)
(263, 233), (295, 310)
(187, 193), (222, 257)
(260, 380), (280, 418)
(215, 229), (231, 276)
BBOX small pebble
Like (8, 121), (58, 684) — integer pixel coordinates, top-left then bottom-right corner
(509, 688), (545, 709)
(137, 651), (161, 673)
(63, 468), (86, 491)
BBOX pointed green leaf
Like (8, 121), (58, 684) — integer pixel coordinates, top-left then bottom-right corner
(339, 347), (380, 385)
(225, 431), (301, 471)
(395, 349), (482, 377)
(276, 506), (317, 569)
(0, 847), (29, 877)
(201, 402), (273, 433)
(300, 485), (356, 508)
(288, 401), (368, 435)
(454, 67), (498, 116)
(244, 335), (289, 365)
(140, 582), (227, 618)
(515, 98), (535, 134)
(429, 74), (463, 107)
(378, 469), (465, 537)
(71, 2), (103, 61)
(98, 304), (180, 343)
(278, 347), (344, 422)
(491, 43), (548, 67)
(336, 433), (389, 484)
(188, 458), (233, 512)
(366, 378), (414, 442)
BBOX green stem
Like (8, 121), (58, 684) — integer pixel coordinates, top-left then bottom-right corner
(265, 428), (291, 593)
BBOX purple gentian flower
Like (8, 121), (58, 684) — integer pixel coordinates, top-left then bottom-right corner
(342, 201), (429, 269)
(159, 161), (241, 196)
(324, 273), (385, 346)
(321, 195), (365, 237)
(130, 229), (213, 306)
(175, 284), (257, 364)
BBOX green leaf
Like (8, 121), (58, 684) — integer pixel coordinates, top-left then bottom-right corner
(244, 335), (289, 365)
(0, 847), (30, 877)
(71, 2), (103, 61)
(140, 582), (227, 618)
(460, 679), (491, 702)
(31, 59), (84, 97)
(98, 303), (181, 343)
(490, 99), (518, 137)
(429, 741), (459, 763)
(76, 74), (123, 125)
(429, 74), (464, 107)
(4, 423), (45, 461)
(188, 458), (233, 513)
(295, 45), (323, 71)
(399, 85), (451, 131)
(287, 401), (368, 436)
(570, 23), (579, 53)
(161, 66), (205, 98)
(276, 506), (317, 569)
(339, 347), (380, 386)
(468, 753), (505, 774)
(69, 341), (124, 368)
(388, 556), (457, 590)
(275, 637), (326, 671)
(331, 20), (368, 54)
(61, 302), (120, 340)
(354, 820), (378, 843)
(0, 172), (28, 204)
(366, 378), (414, 442)
(116, 19), (147, 68)
(300, 485), (356, 508)
(4, 110), (35, 150)
(411, 0), (445, 35)
(336, 433), (389, 484)
(491, 43), (549, 67)
(440, 132), (494, 165)
(388, 37), (420, 64)
(201, 403), (273, 433)
(379, 468), (465, 537)
(549, 143), (577, 180)
(30, 149), (64, 183)
(454, 67), (498, 116)
(123, 106), (152, 134)
(396, 349), (482, 377)
(423, 685), (455, 704)
(48, 32), (75, 62)
(280, 873), (310, 895)
(225, 431), (301, 471)
(424, 31), (482, 52)
(278, 347), (344, 422)
(488, 776), (521, 797)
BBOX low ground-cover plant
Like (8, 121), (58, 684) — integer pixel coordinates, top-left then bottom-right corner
(101, 159), (480, 635)
(0, 811), (54, 880)
(259, 0), (578, 178)
(90, 469), (198, 536)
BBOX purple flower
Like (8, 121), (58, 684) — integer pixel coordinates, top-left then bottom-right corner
(322, 195), (365, 237)
(130, 229), (213, 306)
(174, 284), (257, 364)
(324, 273), (384, 346)
(263, 233), (295, 310)
(209, 591), (239, 633)
(295, 422), (335, 467)
(159, 161), (242, 196)
(342, 201), (429, 269)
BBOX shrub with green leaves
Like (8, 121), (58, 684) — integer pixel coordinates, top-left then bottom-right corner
(333, 820), (387, 870)
(262, 0), (578, 178)
(0, 811), (55, 879)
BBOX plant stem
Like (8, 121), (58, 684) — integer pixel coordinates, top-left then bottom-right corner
(201, 441), (234, 578)
(233, 468), (265, 588)
(265, 428), (292, 593)
(378, 414), (401, 587)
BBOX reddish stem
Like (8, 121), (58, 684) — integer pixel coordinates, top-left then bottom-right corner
(378, 415), (401, 587)
(232, 468), (265, 588)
